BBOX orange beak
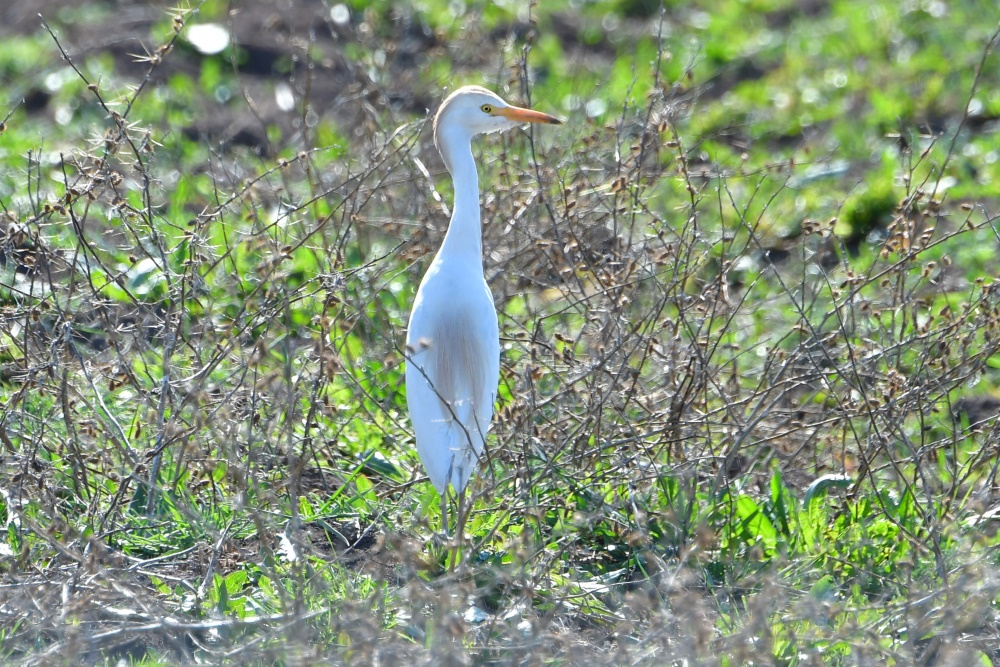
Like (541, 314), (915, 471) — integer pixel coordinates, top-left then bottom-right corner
(496, 105), (563, 125)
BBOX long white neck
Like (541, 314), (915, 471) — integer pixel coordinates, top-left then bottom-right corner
(436, 126), (482, 263)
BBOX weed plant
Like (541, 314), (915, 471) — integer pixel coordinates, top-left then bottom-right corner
(1, 1), (1000, 664)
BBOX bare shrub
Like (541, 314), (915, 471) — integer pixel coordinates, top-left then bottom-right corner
(0, 4), (998, 665)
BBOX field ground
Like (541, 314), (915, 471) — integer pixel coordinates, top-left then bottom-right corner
(2, 0), (1000, 664)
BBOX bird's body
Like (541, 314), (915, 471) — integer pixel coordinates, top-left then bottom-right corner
(406, 252), (499, 494)
(405, 86), (560, 532)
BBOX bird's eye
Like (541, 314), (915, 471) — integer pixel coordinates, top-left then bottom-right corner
(481, 104), (493, 114)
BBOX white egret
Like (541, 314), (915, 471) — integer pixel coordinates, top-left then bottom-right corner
(405, 85), (561, 535)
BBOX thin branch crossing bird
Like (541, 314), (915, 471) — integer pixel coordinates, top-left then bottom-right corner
(405, 85), (561, 536)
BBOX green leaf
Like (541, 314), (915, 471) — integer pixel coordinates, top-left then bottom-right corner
(803, 474), (853, 509)
(736, 494), (777, 554)
(224, 570), (248, 595)
(353, 473), (376, 506)
(770, 468), (793, 539)
(809, 574), (836, 601)
(359, 449), (404, 481)
(215, 573), (229, 614)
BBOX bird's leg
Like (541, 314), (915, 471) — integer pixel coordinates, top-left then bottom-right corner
(440, 487), (450, 538)
(456, 487), (469, 545)
(445, 487), (468, 572)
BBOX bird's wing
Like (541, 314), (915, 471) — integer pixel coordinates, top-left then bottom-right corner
(406, 285), (499, 492)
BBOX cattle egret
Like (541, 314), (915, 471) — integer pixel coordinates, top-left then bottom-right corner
(405, 85), (561, 535)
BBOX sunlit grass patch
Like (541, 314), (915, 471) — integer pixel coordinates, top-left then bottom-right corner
(0, 0), (999, 664)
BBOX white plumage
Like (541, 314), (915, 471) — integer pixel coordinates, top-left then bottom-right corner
(405, 86), (560, 532)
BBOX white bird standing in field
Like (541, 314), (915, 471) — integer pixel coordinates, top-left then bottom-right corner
(405, 86), (561, 535)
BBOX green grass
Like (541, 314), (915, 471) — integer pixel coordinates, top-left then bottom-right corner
(0, 0), (999, 664)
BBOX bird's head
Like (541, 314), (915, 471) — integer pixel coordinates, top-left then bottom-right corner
(433, 86), (561, 172)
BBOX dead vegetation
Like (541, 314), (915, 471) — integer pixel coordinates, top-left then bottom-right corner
(0, 2), (1000, 664)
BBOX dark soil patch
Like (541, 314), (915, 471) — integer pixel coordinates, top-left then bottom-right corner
(3, 0), (434, 152)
